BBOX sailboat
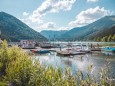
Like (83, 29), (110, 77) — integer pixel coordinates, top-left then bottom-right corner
(41, 35), (60, 48)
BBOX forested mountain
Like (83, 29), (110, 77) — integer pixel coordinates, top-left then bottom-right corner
(40, 30), (68, 40)
(0, 12), (47, 42)
(57, 16), (115, 41)
(92, 25), (115, 42)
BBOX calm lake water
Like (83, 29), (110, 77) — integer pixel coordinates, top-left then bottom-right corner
(35, 50), (115, 79)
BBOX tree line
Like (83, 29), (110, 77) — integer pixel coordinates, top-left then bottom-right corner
(95, 34), (115, 42)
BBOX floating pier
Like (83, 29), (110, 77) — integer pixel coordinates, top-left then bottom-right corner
(56, 51), (86, 56)
(90, 48), (101, 51)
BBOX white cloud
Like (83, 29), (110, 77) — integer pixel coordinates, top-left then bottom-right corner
(87, 0), (99, 2)
(23, 12), (29, 16)
(20, 0), (76, 31)
(40, 22), (56, 29)
(69, 6), (111, 27)
(29, 0), (76, 23)
(36, 22), (70, 31)
(37, 22), (56, 31)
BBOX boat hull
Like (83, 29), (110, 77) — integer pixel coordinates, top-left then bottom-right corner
(30, 50), (50, 54)
(37, 50), (50, 54)
(102, 47), (115, 52)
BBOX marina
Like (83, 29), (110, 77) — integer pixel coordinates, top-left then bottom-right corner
(34, 49), (115, 78)
(0, 1), (115, 85)
(25, 42), (115, 78)
(24, 42), (115, 56)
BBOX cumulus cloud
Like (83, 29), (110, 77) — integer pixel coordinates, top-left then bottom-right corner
(41, 22), (56, 29)
(87, 0), (99, 2)
(37, 22), (56, 31)
(23, 12), (29, 16)
(29, 0), (76, 23)
(69, 6), (111, 27)
(20, 0), (76, 31)
(36, 22), (70, 31)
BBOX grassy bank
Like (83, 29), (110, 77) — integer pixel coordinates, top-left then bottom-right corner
(0, 41), (114, 86)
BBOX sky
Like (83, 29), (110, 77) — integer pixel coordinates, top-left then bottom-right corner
(0, 0), (115, 32)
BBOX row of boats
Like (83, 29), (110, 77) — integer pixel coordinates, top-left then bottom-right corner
(30, 46), (115, 55)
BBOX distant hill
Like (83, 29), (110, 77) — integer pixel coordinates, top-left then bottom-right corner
(40, 30), (68, 40)
(0, 12), (47, 42)
(58, 16), (115, 41)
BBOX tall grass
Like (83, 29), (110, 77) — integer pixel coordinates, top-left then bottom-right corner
(0, 41), (114, 86)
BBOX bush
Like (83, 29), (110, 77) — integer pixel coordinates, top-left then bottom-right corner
(0, 41), (113, 86)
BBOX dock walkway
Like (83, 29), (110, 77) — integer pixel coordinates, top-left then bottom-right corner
(56, 50), (86, 56)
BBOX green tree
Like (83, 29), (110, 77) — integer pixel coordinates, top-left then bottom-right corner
(101, 36), (108, 42)
(97, 37), (101, 42)
(112, 34), (115, 41)
(107, 35), (112, 42)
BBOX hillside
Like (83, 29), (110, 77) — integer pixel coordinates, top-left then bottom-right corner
(90, 25), (115, 41)
(58, 16), (115, 41)
(40, 30), (68, 40)
(0, 12), (47, 42)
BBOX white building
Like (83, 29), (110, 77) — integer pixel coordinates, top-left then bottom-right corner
(20, 40), (35, 49)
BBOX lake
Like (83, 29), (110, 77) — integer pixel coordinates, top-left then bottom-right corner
(35, 50), (115, 79)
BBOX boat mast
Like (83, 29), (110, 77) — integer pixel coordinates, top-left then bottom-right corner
(0, 30), (1, 39)
(49, 35), (51, 46)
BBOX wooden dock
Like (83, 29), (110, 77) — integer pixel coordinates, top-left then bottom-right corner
(30, 47), (102, 56)
(91, 48), (101, 51)
(56, 51), (86, 56)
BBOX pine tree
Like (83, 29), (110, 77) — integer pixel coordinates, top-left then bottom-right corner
(112, 34), (115, 41)
(102, 36), (108, 42)
(97, 37), (101, 42)
(107, 35), (112, 42)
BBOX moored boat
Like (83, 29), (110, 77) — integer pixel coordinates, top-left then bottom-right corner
(41, 45), (53, 49)
(30, 50), (50, 54)
(101, 47), (115, 52)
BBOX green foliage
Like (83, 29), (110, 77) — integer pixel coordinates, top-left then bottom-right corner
(107, 35), (112, 42)
(101, 36), (108, 42)
(95, 34), (115, 42)
(0, 41), (114, 86)
(112, 34), (115, 41)
(96, 37), (101, 42)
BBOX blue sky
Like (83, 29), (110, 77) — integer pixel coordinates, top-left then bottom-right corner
(0, 0), (115, 32)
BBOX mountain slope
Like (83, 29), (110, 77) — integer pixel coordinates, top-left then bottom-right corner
(59, 16), (115, 41)
(0, 12), (47, 41)
(40, 30), (68, 40)
(88, 25), (115, 39)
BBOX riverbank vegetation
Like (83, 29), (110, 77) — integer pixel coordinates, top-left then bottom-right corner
(95, 34), (115, 42)
(0, 41), (114, 86)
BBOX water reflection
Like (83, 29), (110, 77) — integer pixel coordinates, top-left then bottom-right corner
(35, 51), (115, 77)
(62, 58), (72, 67)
